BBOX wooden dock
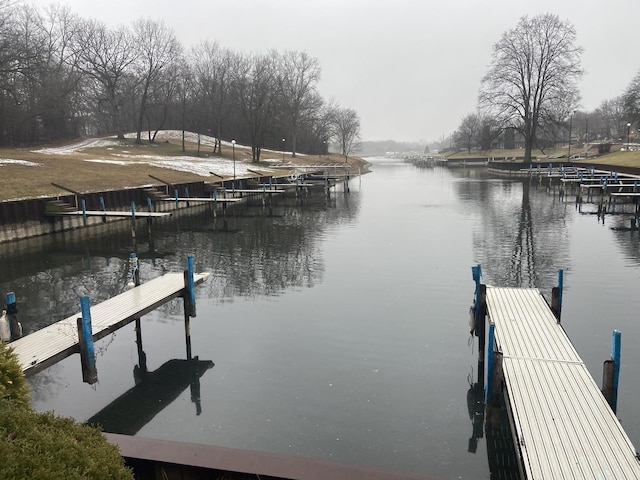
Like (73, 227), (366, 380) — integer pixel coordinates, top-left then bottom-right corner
(10, 271), (209, 377)
(482, 285), (640, 479)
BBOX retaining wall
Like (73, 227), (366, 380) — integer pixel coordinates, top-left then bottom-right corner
(0, 181), (208, 244)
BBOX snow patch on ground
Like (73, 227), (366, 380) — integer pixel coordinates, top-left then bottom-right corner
(28, 131), (297, 178)
(0, 159), (41, 167)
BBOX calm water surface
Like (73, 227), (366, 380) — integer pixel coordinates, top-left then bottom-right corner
(4, 157), (640, 479)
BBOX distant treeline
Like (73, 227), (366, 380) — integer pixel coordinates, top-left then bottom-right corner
(0, 1), (360, 161)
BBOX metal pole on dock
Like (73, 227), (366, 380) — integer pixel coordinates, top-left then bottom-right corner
(551, 269), (564, 321)
(77, 296), (97, 384)
(6, 292), (21, 341)
(602, 330), (622, 413)
(183, 256), (197, 360)
(471, 265), (486, 385)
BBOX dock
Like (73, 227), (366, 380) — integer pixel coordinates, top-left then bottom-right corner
(158, 197), (240, 203)
(10, 271), (209, 377)
(474, 272), (640, 479)
(49, 210), (171, 218)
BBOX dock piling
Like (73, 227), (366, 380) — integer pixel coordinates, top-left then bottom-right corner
(6, 292), (21, 341)
(77, 296), (97, 384)
(551, 269), (563, 321)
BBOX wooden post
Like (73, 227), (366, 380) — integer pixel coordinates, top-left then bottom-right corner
(77, 296), (97, 384)
(602, 359), (614, 407)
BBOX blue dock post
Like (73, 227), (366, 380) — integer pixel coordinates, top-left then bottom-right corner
(6, 292), (21, 341)
(602, 330), (623, 413)
(471, 265), (482, 333)
(471, 265), (487, 385)
(77, 296), (97, 384)
(130, 201), (136, 221)
(147, 197), (153, 212)
(81, 199), (87, 225)
(185, 255), (196, 317)
(611, 330), (622, 413)
(100, 196), (107, 222)
(551, 269), (564, 321)
(485, 323), (496, 402)
(183, 256), (196, 360)
(174, 188), (179, 207)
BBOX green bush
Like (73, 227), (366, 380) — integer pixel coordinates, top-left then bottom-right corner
(0, 342), (29, 406)
(0, 343), (133, 479)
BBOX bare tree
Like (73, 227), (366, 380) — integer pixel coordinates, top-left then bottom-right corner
(74, 19), (136, 137)
(189, 41), (235, 154)
(275, 50), (322, 157)
(232, 53), (276, 162)
(333, 107), (360, 161)
(479, 13), (583, 163)
(596, 96), (626, 141)
(132, 18), (182, 144)
(455, 113), (482, 153)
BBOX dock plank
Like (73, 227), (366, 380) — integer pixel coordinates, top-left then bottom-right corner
(10, 272), (209, 377)
(485, 286), (640, 479)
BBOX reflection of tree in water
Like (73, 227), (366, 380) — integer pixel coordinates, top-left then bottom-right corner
(3, 192), (359, 404)
(455, 172), (571, 293)
(0, 191), (360, 327)
(149, 194), (360, 302)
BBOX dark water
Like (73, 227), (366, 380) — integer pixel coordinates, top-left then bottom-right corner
(4, 157), (640, 479)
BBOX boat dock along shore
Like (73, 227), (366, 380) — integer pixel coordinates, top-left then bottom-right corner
(470, 266), (640, 479)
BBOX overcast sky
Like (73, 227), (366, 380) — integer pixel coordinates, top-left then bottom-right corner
(35, 0), (640, 143)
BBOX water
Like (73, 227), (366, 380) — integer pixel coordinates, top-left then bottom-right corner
(4, 157), (640, 479)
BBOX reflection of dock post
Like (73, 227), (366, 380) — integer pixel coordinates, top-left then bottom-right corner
(128, 253), (147, 382)
(77, 296), (98, 384)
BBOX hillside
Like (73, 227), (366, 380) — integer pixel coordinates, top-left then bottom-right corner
(0, 131), (366, 202)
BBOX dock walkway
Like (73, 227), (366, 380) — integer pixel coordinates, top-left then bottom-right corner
(484, 286), (640, 479)
(10, 272), (209, 377)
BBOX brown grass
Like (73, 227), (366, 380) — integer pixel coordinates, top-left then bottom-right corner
(0, 137), (363, 202)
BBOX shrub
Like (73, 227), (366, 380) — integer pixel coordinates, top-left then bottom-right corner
(0, 342), (29, 406)
(0, 343), (133, 479)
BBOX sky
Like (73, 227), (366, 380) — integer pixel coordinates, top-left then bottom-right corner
(32, 0), (640, 143)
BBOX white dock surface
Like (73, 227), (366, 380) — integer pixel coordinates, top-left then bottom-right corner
(53, 210), (172, 218)
(485, 286), (640, 479)
(10, 272), (209, 377)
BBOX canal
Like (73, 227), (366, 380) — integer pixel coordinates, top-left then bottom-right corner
(2, 157), (640, 479)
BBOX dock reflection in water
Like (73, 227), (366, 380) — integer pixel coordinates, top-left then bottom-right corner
(87, 357), (214, 436)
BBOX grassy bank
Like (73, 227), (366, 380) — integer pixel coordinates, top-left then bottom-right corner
(442, 145), (640, 172)
(0, 133), (367, 202)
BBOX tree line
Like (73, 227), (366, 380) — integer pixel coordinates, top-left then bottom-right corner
(442, 13), (640, 162)
(0, 1), (361, 161)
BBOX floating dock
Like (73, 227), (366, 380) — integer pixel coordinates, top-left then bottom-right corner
(10, 271), (209, 377)
(473, 271), (640, 479)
